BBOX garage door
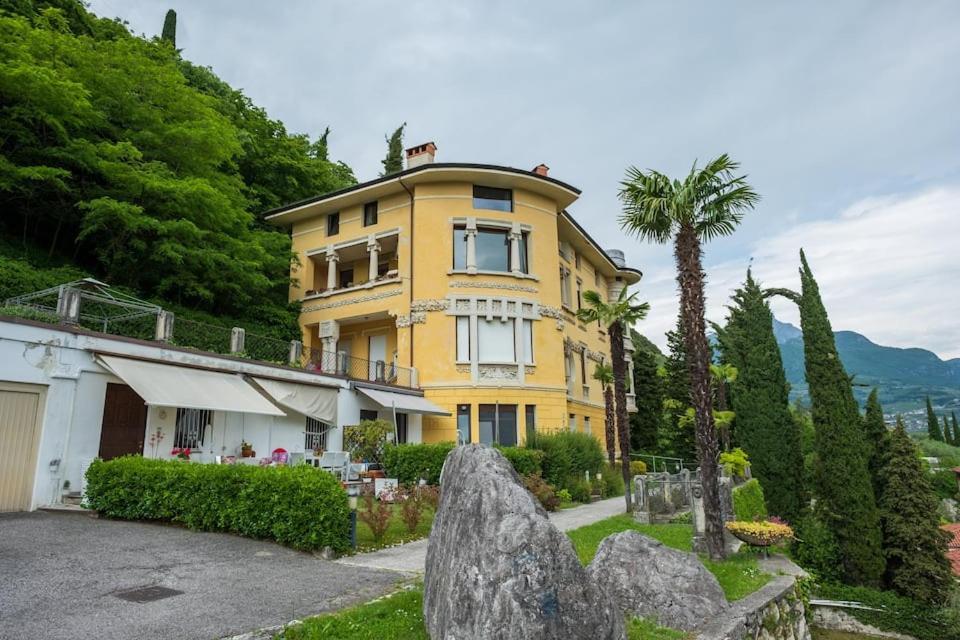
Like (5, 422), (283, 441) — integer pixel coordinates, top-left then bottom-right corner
(0, 383), (45, 511)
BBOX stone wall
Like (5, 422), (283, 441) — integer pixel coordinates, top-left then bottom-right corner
(695, 576), (810, 640)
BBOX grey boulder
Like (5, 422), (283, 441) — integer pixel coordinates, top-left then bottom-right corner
(423, 445), (625, 640)
(587, 530), (727, 631)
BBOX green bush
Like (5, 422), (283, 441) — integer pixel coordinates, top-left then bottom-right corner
(791, 514), (843, 583)
(523, 474), (560, 511)
(732, 478), (768, 521)
(343, 419), (392, 465)
(526, 431), (605, 487)
(930, 469), (959, 500)
(85, 456), (350, 552)
(595, 463), (625, 498)
(566, 476), (593, 503)
(720, 447), (751, 479)
(629, 460), (647, 476)
(382, 442), (456, 485)
(497, 446), (544, 476)
(814, 583), (960, 640)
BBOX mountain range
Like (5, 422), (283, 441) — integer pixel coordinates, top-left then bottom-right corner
(772, 319), (960, 427)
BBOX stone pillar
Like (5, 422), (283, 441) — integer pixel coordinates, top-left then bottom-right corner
(56, 286), (81, 325)
(326, 250), (339, 290)
(465, 219), (478, 274)
(633, 475), (650, 524)
(154, 310), (175, 342)
(288, 339), (303, 366)
(691, 482), (707, 553)
(318, 319), (339, 374)
(367, 237), (380, 281)
(509, 224), (523, 275)
(230, 327), (245, 354)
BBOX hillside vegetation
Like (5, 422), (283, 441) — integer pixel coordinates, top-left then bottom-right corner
(0, 0), (355, 335)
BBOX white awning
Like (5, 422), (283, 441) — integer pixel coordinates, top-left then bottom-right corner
(356, 387), (451, 416)
(96, 355), (285, 416)
(251, 377), (337, 424)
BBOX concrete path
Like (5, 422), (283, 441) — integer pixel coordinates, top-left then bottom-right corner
(0, 512), (402, 640)
(336, 496), (628, 573)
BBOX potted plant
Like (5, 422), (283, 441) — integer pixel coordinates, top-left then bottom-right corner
(171, 447), (192, 460)
(240, 440), (255, 458)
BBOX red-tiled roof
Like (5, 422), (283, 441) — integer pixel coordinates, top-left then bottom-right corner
(943, 524), (960, 577)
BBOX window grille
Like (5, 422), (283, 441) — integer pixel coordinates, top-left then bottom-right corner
(173, 408), (211, 449)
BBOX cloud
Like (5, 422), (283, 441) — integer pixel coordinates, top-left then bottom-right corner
(636, 187), (960, 359)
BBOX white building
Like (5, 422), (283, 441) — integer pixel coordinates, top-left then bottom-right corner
(0, 317), (446, 512)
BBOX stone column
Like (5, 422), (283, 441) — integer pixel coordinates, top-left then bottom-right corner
(690, 482), (707, 553)
(367, 237), (380, 281)
(326, 250), (339, 290)
(230, 327), (245, 354)
(509, 223), (523, 275)
(154, 310), (175, 342)
(633, 475), (650, 524)
(56, 286), (81, 325)
(318, 319), (339, 374)
(465, 218), (478, 274)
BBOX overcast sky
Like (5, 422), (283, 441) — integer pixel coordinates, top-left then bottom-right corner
(89, 0), (960, 358)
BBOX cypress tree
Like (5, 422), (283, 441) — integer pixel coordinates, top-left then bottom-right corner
(943, 416), (952, 446)
(925, 396), (943, 441)
(380, 123), (406, 176)
(862, 389), (888, 497)
(952, 412), (960, 446)
(798, 250), (884, 586)
(879, 418), (954, 604)
(161, 9), (177, 47)
(630, 340), (662, 453)
(719, 270), (805, 523)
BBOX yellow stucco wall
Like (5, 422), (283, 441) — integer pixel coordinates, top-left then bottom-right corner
(283, 168), (636, 452)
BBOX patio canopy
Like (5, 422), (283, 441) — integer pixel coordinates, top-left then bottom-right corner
(251, 377), (337, 424)
(96, 355), (285, 416)
(356, 387), (450, 416)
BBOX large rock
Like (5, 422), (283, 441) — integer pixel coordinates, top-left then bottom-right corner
(423, 445), (625, 640)
(587, 531), (727, 631)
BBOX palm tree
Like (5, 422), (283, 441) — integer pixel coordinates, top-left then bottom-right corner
(593, 363), (616, 466)
(710, 363), (738, 451)
(578, 288), (650, 512)
(619, 154), (759, 560)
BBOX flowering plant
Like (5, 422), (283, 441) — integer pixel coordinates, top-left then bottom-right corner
(170, 447), (192, 460)
(725, 520), (793, 546)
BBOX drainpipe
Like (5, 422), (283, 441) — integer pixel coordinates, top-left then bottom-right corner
(399, 176), (415, 381)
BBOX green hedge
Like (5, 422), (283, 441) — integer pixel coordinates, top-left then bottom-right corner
(85, 456), (350, 552)
(525, 431), (605, 488)
(497, 446), (544, 476)
(814, 583), (960, 640)
(732, 478), (768, 521)
(383, 442), (456, 485)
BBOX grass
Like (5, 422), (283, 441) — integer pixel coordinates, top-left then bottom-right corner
(278, 584), (688, 640)
(565, 515), (772, 601)
(353, 504), (436, 552)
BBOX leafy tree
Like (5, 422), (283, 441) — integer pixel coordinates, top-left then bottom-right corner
(925, 396), (943, 441)
(718, 270), (805, 524)
(630, 341), (661, 455)
(619, 154), (759, 559)
(862, 388), (889, 497)
(593, 363), (616, 466)
(796, 251), (884, 586)
(381, 122), (406, 175)
(660, 313), (695, 461)
(709, 362), (737, 451)
(577, 288), (650, 512)
(161, 9), (176, 47)
(879, 418), (953, 604)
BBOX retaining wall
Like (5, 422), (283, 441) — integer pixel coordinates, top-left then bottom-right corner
(695, 576), (810, 640)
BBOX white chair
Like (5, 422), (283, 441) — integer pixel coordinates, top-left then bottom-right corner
(316, 451), (350, 480)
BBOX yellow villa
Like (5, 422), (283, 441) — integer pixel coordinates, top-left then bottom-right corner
(266, 143), (642, 450)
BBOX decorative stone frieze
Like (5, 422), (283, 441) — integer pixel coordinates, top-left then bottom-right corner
(539, 305), (565, 330)
(302, 288), (402, 312)
(478, 365), (519, 381)
(449, 280), (538, 294)
(586, 348), (606, 363)
(411, 299), (449, 312)
(394, 312), (427, 328)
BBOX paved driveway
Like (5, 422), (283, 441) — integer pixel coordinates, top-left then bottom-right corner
(0, 512), (402, 640)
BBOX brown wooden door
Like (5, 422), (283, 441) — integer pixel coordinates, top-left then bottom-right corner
(98, 383), (147, 460)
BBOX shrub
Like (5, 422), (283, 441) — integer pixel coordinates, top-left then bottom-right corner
(397, 486), (426, 534)
(814, 583), (960, 640)
(791, 514), (843, 583)
(383, 442), (456, 485)
(358, 494), (392, 544)
(523, 474), (560, 511)
(85, 456), (350, 551)
(556, 488), (572, 503)
(566, 476), (593, 503)
(720, 447), (750, 478)
(0, 305), (59, 324)
(526, 431), (604, 487)
(596, 463), (625, 498)
(343, 419), (392, 465)
(732, 478), (768, 521)
(498, 446), (544, 476)
(629, 460), (647, 476)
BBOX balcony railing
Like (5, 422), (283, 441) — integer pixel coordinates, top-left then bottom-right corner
(300, 345), (416, 388)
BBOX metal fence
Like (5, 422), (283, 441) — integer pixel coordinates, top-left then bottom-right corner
(299, 345), (416, 388)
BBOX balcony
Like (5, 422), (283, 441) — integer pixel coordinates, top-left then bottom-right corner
(305, 234), (400, 300)
(301, 344), (417, 389)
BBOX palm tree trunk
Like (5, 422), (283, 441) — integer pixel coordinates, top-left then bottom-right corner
(675, 223), (725, 560)
(609, 320), (632, 512)
(604, 385), (616, 466)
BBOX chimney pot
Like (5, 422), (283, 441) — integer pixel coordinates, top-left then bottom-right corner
(405, 142), (437, 168)
(533, 163), (549, 177)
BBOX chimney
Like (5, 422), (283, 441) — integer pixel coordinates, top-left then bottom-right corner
(532, 163), (549, 177)
(406, 142), (437, 168)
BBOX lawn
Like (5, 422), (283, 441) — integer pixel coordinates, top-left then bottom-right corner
(354, 503), (436, 552)
(565, 515), (772, 601)
(278, 585), (688, 640)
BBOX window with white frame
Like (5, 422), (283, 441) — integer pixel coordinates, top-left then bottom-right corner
(305, 417), (329, 452)
(174, 408), (211, 449)
(584, 416), (591, 434)
(478, 318), (515, 363)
